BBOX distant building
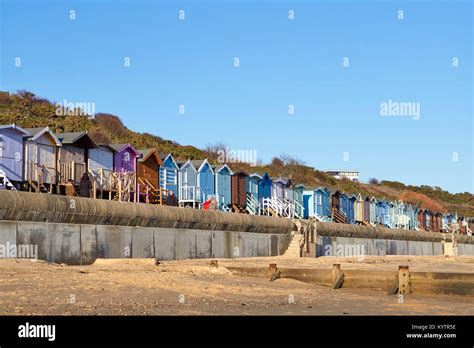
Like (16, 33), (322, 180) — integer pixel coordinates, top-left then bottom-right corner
(325, 169), (360, 182)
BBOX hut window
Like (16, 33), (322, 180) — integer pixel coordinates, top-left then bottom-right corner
(167, 169), (176, 185)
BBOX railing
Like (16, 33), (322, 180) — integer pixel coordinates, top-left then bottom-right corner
(179, 186), (201, 203)
(89, 168), (117, 199)
(219, 202), (231, 212)
(395, 215), (410, 229)
(28, 161), (56, 192)
(246, 193), (261, 215)
(0, 169), (16, 190)
(59, 161), (86, 184)
(383, 214), (395, 228)
(215, 194), (231, 212)
(137, 177), (151, 203)
(283, 198), (294, 218)
(294, 200), (305, 219)
(113, 171), (136, 202)
(314, 205), (333, 222)
(411, 217), (420, 230)
(263, 196), (284, 217)
(331, 207), (347, 223)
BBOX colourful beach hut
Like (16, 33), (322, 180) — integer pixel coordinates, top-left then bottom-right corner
(0, 124), (29, 186)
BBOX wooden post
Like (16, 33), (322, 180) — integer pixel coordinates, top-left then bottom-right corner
(210, 260), (218, 269)
(268, 263), (277, 276)
(331, 263), (344, 289)
(331, 264), (341, 282)
(268, 263), (280, 281)
(398, 266), (411, 295)
(118, 179), (122, 202)
(70, 161), (74, 184)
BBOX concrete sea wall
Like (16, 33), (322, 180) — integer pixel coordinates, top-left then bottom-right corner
(0, 192), (473, 263)
(0, 220), (292, 265)
(300, 221), (474, 257)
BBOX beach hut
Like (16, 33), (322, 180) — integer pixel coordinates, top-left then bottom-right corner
(458, 216), (467, 234)
(23, 127), (62, 192)
(417, 209), (425, 230)
(347, 194), (356, 224)
(214, 164), (233, 210)
(293, 184), (305, 218)
(331, 190), (341, 210)
(363, 196), (370, 223)
(88, 144), (116, 198)
(404, 204), (417, 230)
(386, 201), (397, 228)
(315, 187), (331, 220)
(430, 211), (437, 231)
(231, 170), (248, 212)
(248, 173), (261, 200)
(247, 173), (263, 215)
(137, 149), (163, 203)
(257, 172), (272, 204)
(0, 124), (29, 187)
(376, 200), (389, 226)
(137, 149), (163, 189)
(354, 193), (364, 223)
(159, 153), (179, 195)
(396, 200), (409, 229)
(303, 189), (314, 219)
(109, 144), (140, 201)
(109, 144), (140, 173)
(305, 186), (332, 221)
(443, 212), (457, 232)
(411, 205), (419, 230)
(271, 177), (291, 202)
(442, 214), (450, 231)
(191, 159), (215, 202)
(56, 132), (96, 186)
(423, 209), (431, 231)
(331, 191), (348, 223)
(369, 197), (377, 224)
(177, 160), (199, 206)
(433, 212), (443, 232)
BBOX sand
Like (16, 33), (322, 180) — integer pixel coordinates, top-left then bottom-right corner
(0, 255), (472, 315)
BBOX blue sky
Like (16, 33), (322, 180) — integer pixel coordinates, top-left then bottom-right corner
(1, 0), (472, 193)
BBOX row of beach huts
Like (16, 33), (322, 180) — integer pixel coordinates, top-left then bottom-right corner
(0, 124), (471, 235)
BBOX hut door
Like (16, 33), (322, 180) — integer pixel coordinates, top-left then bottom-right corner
(222, 173), (231, 204)
(316, 193), (322, 215)
(38, 144), (55, 184)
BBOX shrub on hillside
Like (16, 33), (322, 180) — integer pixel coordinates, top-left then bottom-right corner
(398, 190), (446, 212)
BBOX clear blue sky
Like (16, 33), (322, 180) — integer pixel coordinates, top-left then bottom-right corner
(1, 0), (472, 193)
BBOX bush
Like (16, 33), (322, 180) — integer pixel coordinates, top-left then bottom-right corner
(369, 177), (379, 185)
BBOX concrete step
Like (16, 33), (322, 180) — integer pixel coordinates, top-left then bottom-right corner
(282, 234), (303, 258)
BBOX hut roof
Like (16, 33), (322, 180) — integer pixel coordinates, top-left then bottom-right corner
(56, 131), (96, 148)
(0, 124), (30, 135)
(23, 127), (62, 146)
